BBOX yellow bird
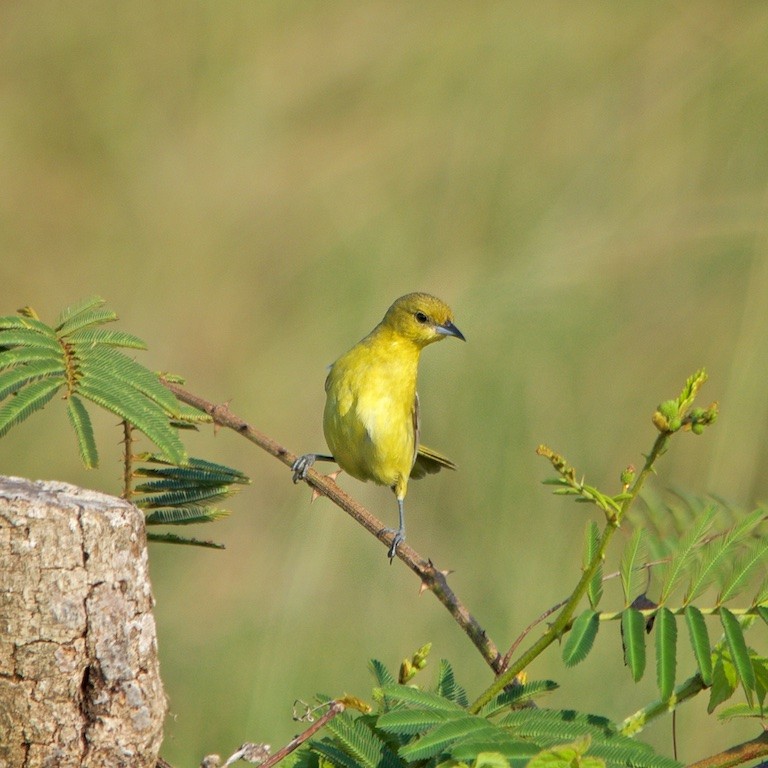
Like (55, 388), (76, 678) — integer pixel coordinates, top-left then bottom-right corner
(292, 292), (465, 558)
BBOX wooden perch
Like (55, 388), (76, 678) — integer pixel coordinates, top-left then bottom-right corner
(0, 476), (166, 768)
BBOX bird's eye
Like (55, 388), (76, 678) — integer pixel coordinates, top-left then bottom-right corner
(414, 311), (429, 324)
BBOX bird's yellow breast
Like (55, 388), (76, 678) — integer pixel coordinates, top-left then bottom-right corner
(323, 332), (419, 491)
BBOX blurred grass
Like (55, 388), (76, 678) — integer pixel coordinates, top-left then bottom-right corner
(2, 2), (768, 765)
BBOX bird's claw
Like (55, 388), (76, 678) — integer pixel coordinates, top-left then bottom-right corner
(291, 454), (316, 483)
(384, 527), (405, 560)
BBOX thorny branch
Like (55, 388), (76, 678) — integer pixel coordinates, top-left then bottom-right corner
(161, 379), (502, 673)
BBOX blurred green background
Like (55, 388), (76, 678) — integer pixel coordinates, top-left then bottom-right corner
(2, 2), (768, 765)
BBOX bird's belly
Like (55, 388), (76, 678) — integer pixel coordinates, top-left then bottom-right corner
(324, 388), (414, 488)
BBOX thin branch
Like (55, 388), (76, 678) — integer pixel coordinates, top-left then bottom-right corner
(161, 379), (503, 674)
(259, 700), (345, 768)
(686, 730), (768, 768)
(122, 419), (134, 499)
(501, 598), (567, 673)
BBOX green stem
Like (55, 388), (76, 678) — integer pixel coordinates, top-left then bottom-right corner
(598, 605), (762, 622)
(617, 673), (707, 736)
(469, 431), (670, 714)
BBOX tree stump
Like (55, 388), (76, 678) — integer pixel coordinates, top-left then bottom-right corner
(0, 476), (166, 768)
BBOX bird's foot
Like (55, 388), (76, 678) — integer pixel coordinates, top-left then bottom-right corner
(383, 527), (405, 561)
(291, 454), (316, 483)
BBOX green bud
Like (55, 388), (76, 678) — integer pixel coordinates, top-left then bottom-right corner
(620, 466), (636, 487)
(659, 400), (678, 419)
(652, 411), (669, 432)
(412, 642), (432, 670)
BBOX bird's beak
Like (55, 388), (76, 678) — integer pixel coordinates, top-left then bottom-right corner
(436, 320), (466, 342)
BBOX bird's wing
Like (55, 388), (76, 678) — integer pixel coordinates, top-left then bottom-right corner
(411, 391), (421, 469)
(409, 391), (457, 479)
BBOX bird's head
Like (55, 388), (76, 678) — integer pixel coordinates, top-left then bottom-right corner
(382, 293), (465, 348)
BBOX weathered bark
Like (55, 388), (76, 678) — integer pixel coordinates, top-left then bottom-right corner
(0, 476), (166, 768)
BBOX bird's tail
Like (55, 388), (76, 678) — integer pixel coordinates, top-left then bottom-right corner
(411, 444), (457, 478)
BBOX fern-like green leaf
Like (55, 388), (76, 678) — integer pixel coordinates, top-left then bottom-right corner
(450, 733), (537, 763)
(435, 659), (469, 707)
(757, 605), (768, 627)
(562, 609), (599, 668)
(0, 356), (65, 401)
(753, 653), (768, 707)
(133, 476), (217, 492)
(479, 680), (559, 718)
(170, 419), (200, 431)
(66, 327), (148, 349)
(0, 376), (64, 438)
(471, 749), (520, 768)
(719, 608), (755, 706)
(683, 541), (728, 606)
(707, 646), (738, 713)
(718, 540), (768, 605)
(659, 507), (717, 603)
(677, 369), (707, 414)
(66, 394), (98, 469)
(132, 454), (246, 533)
(587, 741), (681, 768)
(55, 296), (107, 329)
(684, 509), (766, 604)
(527, 735), (602, 768)
(310, 740), (363, 768)
(500, 708), (615, 740)
(0, 327), (62, 352)
(0, 300), (197, 473)
(502, 709), (680, 768)
(324, 713), (399, 768)
(620, 528), (646, 606)
(161, 398), (212, 424)
(76, 375), (186, 464)
(1, 314), (56, 334)
(145, 532), (225, 548)
(621, 608), (646, 682)
(76, 344), (181, 416)
(683, 606), (712, 685)
(134, 485), (231, 509)
(133, 454), (249, 484)
(654, 607), (677, 701)
(716, 702), (768, 721)
(377, 708), (466, 736)
(584, 521), (603, 609)
(368, 659), (397, 690)
(57, 308), (118, 337)
(398, 716), (498, 761)
(0, 345), (62, 372)
(754, 577), (768, 608)
(379, 684), (464, 712)
(144, 506), (229, 525)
